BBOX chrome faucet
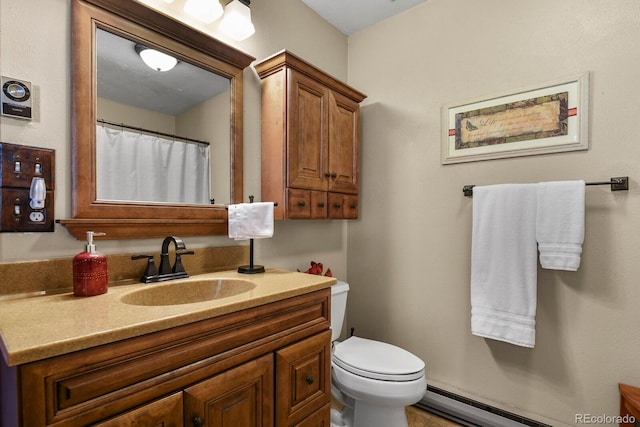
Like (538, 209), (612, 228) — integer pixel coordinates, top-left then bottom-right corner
(131, 236), (194, 283)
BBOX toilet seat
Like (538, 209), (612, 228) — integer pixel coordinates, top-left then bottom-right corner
(332, 336), (425, 382)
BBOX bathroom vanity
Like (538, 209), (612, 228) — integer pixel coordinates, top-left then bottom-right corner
(0, 270), (335, 426)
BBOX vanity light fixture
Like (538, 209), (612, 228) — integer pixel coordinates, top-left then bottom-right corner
(134, 44), (178, 72)
(220, 0), (255, 41)
(184, 0), (224, 24)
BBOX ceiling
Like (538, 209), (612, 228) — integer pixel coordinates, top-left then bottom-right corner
(301, 0), (430, 35)
(96, 28), (229, 117)
(96, 0), (431, 117)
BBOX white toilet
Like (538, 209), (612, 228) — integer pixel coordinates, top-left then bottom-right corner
(330, 281), (427, 427)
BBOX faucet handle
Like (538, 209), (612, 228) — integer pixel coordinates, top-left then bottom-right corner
(173, 250), (195, 274)
(131, 254), (158, 283)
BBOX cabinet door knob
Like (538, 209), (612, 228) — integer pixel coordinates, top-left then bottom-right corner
(318, 202), (325, 208)
(324, 172), (331, 178)
(305, 375), (314, 385)
(350, 204), (356, 209)
(193, 417), (205, 427)
(334, 203), (341, 208)
(298, 200), (306, 207)
(330, 173), (337, 179)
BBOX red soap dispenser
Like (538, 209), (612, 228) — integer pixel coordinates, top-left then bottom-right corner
(73, 231), (108, 297)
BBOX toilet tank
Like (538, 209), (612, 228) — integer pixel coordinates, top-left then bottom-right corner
(330, 281), (349, 342)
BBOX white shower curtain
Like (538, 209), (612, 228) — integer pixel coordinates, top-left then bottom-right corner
(96, 126), (210, 204)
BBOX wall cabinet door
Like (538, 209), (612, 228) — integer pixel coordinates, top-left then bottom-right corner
(183, 354), (274, 427)
(328, 91), (360, 195)
(287, 70), (329, 192)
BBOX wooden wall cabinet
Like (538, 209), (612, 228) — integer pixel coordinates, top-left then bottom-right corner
(256, 51), (366, 220)
(2, 290), (331, 427)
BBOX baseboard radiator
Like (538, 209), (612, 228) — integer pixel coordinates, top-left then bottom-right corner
(417, 386), (552, 427)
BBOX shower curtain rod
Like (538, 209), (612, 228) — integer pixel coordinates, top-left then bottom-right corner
(97, 119), (210, 146)
(462, 177), (629, 197)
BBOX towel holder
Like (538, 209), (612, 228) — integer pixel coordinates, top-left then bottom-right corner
(234, 195), (278, 274)
(462, 177), (629, 197)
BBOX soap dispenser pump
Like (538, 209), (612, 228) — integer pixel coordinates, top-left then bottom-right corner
(73, 231), (108, 297)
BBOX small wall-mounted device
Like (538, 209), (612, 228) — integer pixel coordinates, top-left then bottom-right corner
(0, 142), (55, 232)
(1, 76), (32, 120)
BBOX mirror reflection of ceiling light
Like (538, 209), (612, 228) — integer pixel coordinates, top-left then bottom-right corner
(184, 0), (224, 24)
(220, 0), (255, 41)
(135, 44), (178, 72)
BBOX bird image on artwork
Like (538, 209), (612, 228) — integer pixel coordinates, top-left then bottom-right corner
(466, 120), (478, 131)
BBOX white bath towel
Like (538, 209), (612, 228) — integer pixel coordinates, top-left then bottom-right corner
(536, 180), (585, 271)
(471, 184), (538, 348)
(228, 202), (274, 240)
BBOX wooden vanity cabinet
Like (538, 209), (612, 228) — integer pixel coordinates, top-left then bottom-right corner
(256, 50), (366, 220)
(6, 289), (331, 427)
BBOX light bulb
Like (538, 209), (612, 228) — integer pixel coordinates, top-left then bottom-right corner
(220, 0), (255, 41)
(135, 45), (178, 72)
(184, 0), (223, 24)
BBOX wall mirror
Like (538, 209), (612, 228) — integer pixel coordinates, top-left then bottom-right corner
(60, 0), (255, 240)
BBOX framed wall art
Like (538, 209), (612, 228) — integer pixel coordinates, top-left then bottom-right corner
(441, 73), (589, 164)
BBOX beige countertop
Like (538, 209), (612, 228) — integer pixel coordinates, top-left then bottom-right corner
(0, 268), (336, 367)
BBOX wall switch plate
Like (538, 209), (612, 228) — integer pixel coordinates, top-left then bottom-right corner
(0, 142), (55, 232)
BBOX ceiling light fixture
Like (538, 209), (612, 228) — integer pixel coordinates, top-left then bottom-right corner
(184, 0), (224, 24)
(134, 44), (178, 72)
(220, 0), (255, 41)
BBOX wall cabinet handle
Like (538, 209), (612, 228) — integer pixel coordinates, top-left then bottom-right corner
(298, 200), (306, 207)
(193, 417), (204, 427)
(305, 375), (314, 385)
(334, 203), (341, 208)
(330, 173), (337, 179)
(318, 202), (325, 208)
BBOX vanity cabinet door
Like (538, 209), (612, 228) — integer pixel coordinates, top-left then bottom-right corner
(275, 330), (331, 427)
(183, 354), (274, 427)
(293, 404), (331, 427)
(94, 392), (183, 427)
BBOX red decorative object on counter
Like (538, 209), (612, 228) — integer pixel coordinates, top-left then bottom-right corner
(73, 231), (108, 297)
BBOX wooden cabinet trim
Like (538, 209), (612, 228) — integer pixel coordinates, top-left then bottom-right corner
(254, 50), (366, 103)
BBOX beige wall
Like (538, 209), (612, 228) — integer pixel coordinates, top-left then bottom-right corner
(347, 0), (640, 425)
(0, 0), (349, 278)
(2, 0), (638, 425)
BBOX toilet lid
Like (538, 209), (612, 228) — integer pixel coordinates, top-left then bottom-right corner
(332, 336), (425, 382)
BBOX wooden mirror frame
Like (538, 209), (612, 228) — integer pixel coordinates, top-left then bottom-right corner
(59, 0), (255, 240)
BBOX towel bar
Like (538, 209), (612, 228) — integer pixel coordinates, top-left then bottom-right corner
(462, 177), (628, 197)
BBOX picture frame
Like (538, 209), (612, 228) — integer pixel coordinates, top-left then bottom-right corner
(441, 73), (589, 164)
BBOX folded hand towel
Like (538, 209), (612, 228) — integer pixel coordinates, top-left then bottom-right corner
(536, 181), (585, 271)
(471, 184), (538, 348)
(228, 202), (274, 240)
